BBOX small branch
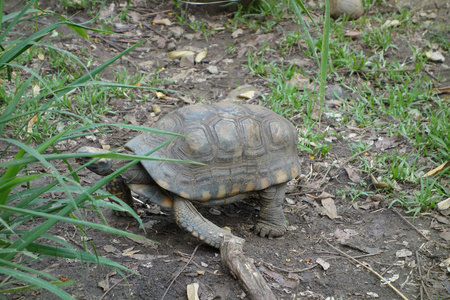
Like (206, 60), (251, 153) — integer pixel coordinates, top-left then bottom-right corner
(393, 209), (429, 240)
(324, 240), (408, 300)
(416, 250), (433, 300)
(161, 244), (200, 300)
(221, 235), (276, 300)
(263, 261), (318, 273)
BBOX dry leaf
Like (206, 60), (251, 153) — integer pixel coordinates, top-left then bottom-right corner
(232, 28), (244, 38)
(382, 19), (400, 28)
(103, 245), (117, 253)
(187, 283), (199, 300)
(423, 161), (450, 177)
(151, 104), (162, 114)
(437, 197), (450, 210)
(237, 90), (255, 99)
(168, 50), (196, 60)
(334, 228), (350, 243)
(307, 192), (335, 199)
(316, 258), (330, 270)
(27, 115), (38, 133)
(180, 55), (195, 67)
(321, 198), (338, 219)
(344, 166), (361, 183)
(195, 49), (207, 63)
(156, 38), (166, 49)
(260, 266), (299, 289)
(153, 18), (171, 26)
(370, 174), (390, 189)
(33, 84), (40, 97)
(426, 51), (445, 62)
(344, 30), (362, 39)
(154, 92), (166, 99)
(38, 53), (45, 60)
(434, 86), (450, 94)
(374, 136), (403, 150)
(122, 248), (140, 256)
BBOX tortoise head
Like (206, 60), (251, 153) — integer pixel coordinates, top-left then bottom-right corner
(76, 146), (115, 176)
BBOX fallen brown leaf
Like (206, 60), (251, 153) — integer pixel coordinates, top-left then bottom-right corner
(321, 198), (338, 219)
(344, 166), (361, 183)
(423, 161), (450, 177)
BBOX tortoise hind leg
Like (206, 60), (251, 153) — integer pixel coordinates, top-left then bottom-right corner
(106, 177), (134, 216)
(254, 183), (287, 238)
(173, 196), (233, 248)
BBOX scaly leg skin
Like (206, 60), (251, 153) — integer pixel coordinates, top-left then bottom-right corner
(173, 197), (234, 248)
(254, 183), (287, 238)
(106, 177), (134, 217)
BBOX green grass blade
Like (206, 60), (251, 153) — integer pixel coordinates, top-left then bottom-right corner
(0, 268), (74, 299)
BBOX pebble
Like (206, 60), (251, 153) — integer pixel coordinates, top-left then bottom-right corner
(325, 85), (346, 100)
(330, 0), (364, 20)
(206, 65), (219, 74)
(167, 42), (177, 51)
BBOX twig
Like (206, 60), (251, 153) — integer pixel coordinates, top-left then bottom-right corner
(161, 244), (200, 300)
(263, 261), (318, 273)
(416, 250), (433, 300)
(315, 249), (384, 259)
(324, 240), (409, 300)
(393, 209), (429, 241)
(336, 67), (416, 74)
(99, 273), (135, 300)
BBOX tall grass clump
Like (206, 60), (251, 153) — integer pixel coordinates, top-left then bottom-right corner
(0, 1), (179, 298)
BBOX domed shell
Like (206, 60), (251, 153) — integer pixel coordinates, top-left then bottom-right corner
(125, 103), (300, 203)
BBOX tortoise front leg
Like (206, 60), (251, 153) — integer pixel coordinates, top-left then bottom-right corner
(173, 197), (234, 248)
(254, 183), (287, 238)
(106, 177), (134, 216)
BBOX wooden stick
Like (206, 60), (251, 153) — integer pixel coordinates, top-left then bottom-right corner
(324, 240), (409, 300)
(161, 244), (200, 300)
(393, 209), (429, 240)
(221, 235), (276, 300)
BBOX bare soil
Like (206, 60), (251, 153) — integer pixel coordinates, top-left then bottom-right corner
(4, 0), (450, 299)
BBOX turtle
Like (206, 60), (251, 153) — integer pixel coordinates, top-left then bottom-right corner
(77, 103), (301, 248)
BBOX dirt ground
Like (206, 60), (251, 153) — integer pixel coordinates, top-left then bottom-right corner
(4, 0), (450, 299)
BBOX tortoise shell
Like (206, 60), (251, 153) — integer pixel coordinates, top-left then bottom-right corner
(125, 103), (300, 203)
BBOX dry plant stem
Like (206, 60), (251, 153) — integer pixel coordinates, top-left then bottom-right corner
(221, 235), (276, 300)
(416, 251), (433, 300)
(263, 261), (318, 273)
(99, 274), (135, 300)
(324, 240), (408, 300)
(336, 67), (416, 74)
(161, 244), (200, 300)
(393, 209), (429, 241)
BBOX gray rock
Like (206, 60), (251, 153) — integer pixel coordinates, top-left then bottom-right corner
(330, 0), (364, 20)
(325, 85), (346, 100)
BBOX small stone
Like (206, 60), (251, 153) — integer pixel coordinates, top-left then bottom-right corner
(167, 42), (177, 51)
(325, 85), (346, 100)
(396, 249), (413, 258)
(206, 65), (219, 74)
(169, 26), (184, 38)
(330, 0), (364, 20)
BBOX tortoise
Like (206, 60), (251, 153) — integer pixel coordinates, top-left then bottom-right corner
(77, 103), (301, 248)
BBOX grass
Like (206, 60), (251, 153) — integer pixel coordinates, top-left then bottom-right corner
(0, 1), (180, 298)
(239, 0), (449, 213)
